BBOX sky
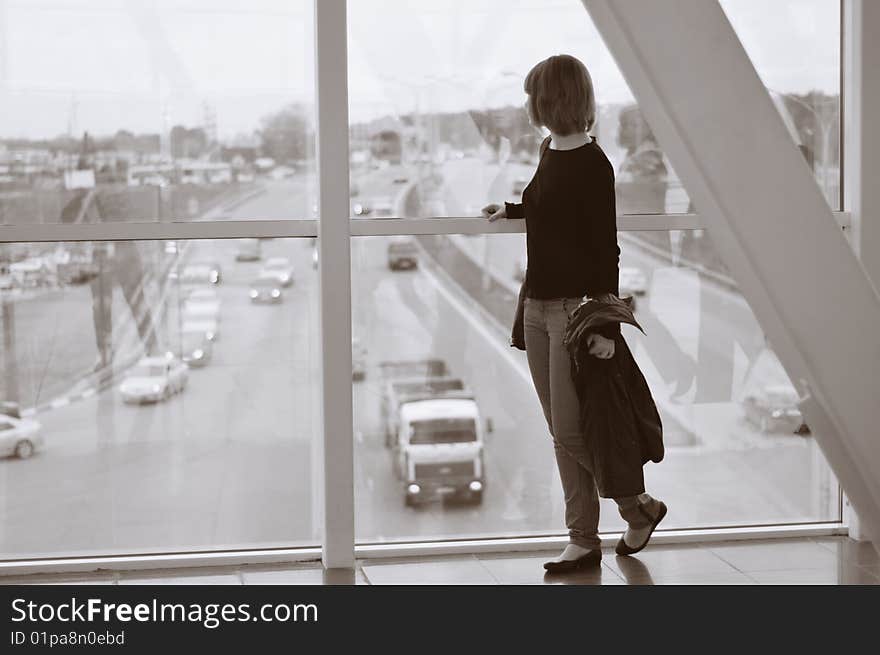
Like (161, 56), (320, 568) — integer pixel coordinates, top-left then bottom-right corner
(0, 0), (841, 141)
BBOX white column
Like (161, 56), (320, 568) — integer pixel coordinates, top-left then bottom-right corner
(582, 0), (880, 542)
(314, 0), (354, 569)
(842, 0), (880, 542)
(845, 0), (880, 290)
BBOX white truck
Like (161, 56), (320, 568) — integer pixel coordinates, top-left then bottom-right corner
(380, 359), (491, 506)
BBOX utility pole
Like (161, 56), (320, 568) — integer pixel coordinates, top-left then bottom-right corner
(1, 290), (18, 403)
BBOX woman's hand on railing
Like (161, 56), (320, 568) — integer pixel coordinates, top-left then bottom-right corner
(481, 203), (507, 222)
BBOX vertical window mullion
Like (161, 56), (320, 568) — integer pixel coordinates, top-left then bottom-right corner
(314, 0), (355, 568)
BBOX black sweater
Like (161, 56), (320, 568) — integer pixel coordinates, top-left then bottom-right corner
(505, 138), (621, 338)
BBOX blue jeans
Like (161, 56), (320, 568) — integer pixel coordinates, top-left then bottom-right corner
(523, 297), (655, 549)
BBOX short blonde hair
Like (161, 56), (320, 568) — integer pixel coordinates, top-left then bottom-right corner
(524, 54), (596, 135)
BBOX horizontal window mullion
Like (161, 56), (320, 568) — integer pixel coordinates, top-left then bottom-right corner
(0, 212), (849, 242)
(0, 219), (318, 243)
(350, 214), (703, 236)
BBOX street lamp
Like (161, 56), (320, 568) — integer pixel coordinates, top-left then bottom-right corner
(769, 88), (838, 204)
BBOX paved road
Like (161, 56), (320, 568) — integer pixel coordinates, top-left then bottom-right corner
(0, 165), (837, 559)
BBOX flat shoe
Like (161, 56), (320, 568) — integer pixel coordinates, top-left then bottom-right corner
(616, 501), (667, 556)
(543, 548), (602, 573)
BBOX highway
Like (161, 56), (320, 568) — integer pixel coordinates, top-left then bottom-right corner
(0, 163), (838, 559)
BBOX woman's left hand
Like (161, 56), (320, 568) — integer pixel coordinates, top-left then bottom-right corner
(587, 333), (615, 359)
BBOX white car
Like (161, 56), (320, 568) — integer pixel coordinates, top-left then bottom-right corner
(120, 356), (189, 404)
(270, 165), (296, 179)
(182, 298), (221, 323)
(259, 257), (294, 287)
(0, 414), (44, 459)
(178, 327), (213, 368)
(235, 238), (261, 262)
(743, 384), (810, 435)
(182, 318), (218, 342)
(249, 277), (283, 303)
(619, 266), (648, 296)
(185, 286), (218, 302)
(178, 264), (215, 286)
(372, 196), (394, 218)
(141, 174), (168, 187)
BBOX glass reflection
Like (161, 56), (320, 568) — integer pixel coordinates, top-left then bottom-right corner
(0, 237), (319, 560)
(352, 233), (839, 545)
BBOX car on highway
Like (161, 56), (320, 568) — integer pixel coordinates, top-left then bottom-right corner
(354, 196), (394, 218)
(249, 277), (283, 303)
(119, 355), (189, 404)
(208, 169), (232, 184)
(182, 318), (218, 343)
(182, 297), (221, 324)
(10, 259), (53, 288)
(184, 286), (219, 303)
(178, 264), (216, 286)
(352, 200), (372, 217)
(352, 337), (367, 381)
(387, 236), (418, 270)
(392, 176), (409, 184)
(372, 196), (394, 218)
(512, 177), (529, 196)
(258, 257), (294, 287)
(140, 174), (168, 187)
(235, 238), (262, 262)
(57, 255), (99, 285)
(177, 327), (213, 368)
(619, 267), (648, 296)
(270, 165), (296, 180)
(190, 259), (222, 284)
(0, 414), (45, 460)
(1, 401), (21, 418)
(742, 384), (810, 435)
(380, 359), (490, 506)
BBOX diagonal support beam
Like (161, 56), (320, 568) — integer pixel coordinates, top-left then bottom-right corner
(582, 0), (880, 542)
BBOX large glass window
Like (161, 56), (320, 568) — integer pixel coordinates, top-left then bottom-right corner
(0, 0), (846, 565)
(722, 0), (841, 209)
(0, 0), (314, 224)
(346, 0), (841, 218)
(0, 236), (319, 559)
(347, 1), (843, 547)
(352, 231), (838, 544)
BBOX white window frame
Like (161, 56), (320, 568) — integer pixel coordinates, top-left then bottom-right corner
(0, 0), (855, 574)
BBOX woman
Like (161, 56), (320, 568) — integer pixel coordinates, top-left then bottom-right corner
(482, 54), (666, 573)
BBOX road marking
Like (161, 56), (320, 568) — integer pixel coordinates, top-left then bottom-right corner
(418, 261), (532, 389)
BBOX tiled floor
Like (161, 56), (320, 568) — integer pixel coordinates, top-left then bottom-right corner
(2, 537), (879, 585)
